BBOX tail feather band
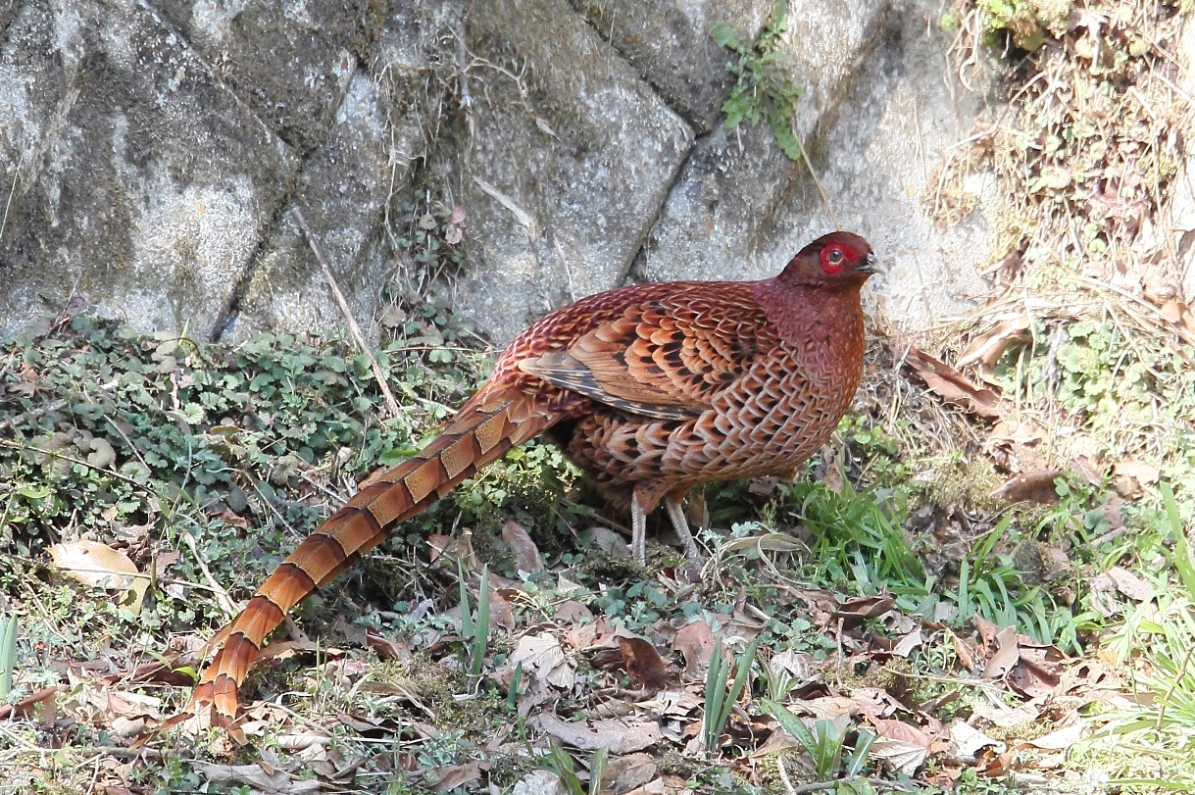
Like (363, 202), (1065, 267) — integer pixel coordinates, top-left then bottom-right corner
(189, 392), (552, 719)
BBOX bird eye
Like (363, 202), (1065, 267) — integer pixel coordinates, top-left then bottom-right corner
(820, 244), (849, 274)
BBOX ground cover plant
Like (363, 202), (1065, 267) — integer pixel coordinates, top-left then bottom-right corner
(0, 294), (1186, 793)
(2, 1), (1195, 792)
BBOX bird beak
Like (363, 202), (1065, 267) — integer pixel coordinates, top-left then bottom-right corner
(857, 252), (881, 275)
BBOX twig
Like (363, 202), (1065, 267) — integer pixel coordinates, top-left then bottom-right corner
(179, 529), (238, 619)
(0, 169), (16, 246)
(454, 8), (474, 140)
(291, 208), (402, 419)
(777, 755), (798, 794)
(1077, 275), (1195, 350)
(0, 379), (121, 434)
(245, 477), (303, 541)
(0, 687), (59, 722)
(1087, 523), (1132, 548)
(472, 176), (540, 237)
(798, 141), (840, 231)
(551, 235), (577, 304)
(1155, 640), (1195, 734)
(0, 397), (71, 434)
(0, 438), (146, 488)
(299, 472), (348, 505)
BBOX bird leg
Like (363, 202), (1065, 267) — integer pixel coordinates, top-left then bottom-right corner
(630, 486), (700, 562)
(631, 487), (648, 563)
(663, 492), (699, 560)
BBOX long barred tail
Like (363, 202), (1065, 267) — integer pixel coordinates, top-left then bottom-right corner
(189, 388), (555, 719)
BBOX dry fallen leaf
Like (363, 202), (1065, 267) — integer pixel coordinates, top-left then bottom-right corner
(48, 540), (147, 614)
(981, 626), (1021, 680)
(510, 633), (575, 690)
(366, 632), (412, 662)
(850, 687), (903, 718)
(426, 530), (478, 571)
(617, 637), (670, 690)
(820, 442), (845, 494)
(768, 648), (814, 686)
(554, 599), (594, 627)
(868, 718), (931, 776)
(425, 760), (487, 792)
(563, 621), (598, 651)
(904, 346), (1002, 418)
(489, 588), (517, 633)
(834, 593), (895, 626)
(987, 417), (1045, 446)
(1113, 460), (1159, 482)
(1015, 721), (1084, 751)
(872, 717), (933, 747)
(1111, 460), (1160, 500)
(1008, 653), (1063, 699)
(13, 363), (38, 397)
(193, 762), (322, 793)
(957, 314), (1031, 373)
(975, 615), (1001, 645)
(601, 753), (658, 794)
(535, 711), (663, 754)
(444, 205), (467, 246)
(892, 626), (924, 658)
(949, 721), (1005, 760)
(511, 770), (566, 795)
(672, 621), (717, 676)
(0, 686), (57, 723)
(950, 630), (978, 672)
(153, 550), (182, 579)
(790, 695), (859, 722)
(1161, 299), (1195, 334)
(990, 470), (1064, 504)
(636, 689), (701, 722)
(1091, 566), (1155, 602)
(1011, 540), (1071, 584)
(752, 720), (804, 757)
(972, 701), (1040, 729)
(501, 521), (543, 573)
(622, 778), (675, 795)
(208, 507), (248, 529)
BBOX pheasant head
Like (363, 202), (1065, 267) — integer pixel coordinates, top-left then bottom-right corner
(778, 231), (878, 290)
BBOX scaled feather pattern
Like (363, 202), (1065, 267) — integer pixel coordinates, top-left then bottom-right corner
(189, 231), (877, 720)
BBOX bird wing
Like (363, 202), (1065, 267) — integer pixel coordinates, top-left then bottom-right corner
(518, 286), (777, 421)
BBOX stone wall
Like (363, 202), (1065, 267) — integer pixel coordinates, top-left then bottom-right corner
(0, 0), (1009, 346)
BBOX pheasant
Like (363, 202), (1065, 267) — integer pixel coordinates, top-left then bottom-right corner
(189, 231), (877, 719)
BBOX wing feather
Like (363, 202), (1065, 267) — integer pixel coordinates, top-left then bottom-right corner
(517, 286), (779, 421)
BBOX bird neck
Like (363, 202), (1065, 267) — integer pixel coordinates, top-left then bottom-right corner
(754, 278), (866, 372)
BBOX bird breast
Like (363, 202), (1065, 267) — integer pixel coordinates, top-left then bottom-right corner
(558, 336), (864, 500)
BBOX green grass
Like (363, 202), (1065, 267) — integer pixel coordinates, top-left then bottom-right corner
(0, 310), (1192, 793)
(1091, 484), (1195, 790)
